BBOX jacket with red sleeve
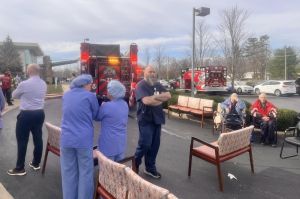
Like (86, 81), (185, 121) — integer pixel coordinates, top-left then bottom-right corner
(251, 99), (277, 117)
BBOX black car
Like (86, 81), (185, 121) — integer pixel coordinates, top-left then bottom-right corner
(295, 78), (300, 94)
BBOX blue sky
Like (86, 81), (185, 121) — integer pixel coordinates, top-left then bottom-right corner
(0, 0), (299, 64)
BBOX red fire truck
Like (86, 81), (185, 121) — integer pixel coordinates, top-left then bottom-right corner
(80, 42), (142, 102)
(182, 66), (227, 92)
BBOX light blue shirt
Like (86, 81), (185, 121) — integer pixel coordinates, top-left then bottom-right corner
(61, 88), (99, 148)
(12, 75), (47, 110)
(98, 99), (128, 157)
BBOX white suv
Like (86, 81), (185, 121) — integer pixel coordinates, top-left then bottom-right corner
(254, 80), (296, 96)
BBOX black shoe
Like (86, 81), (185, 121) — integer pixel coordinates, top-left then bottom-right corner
(7, 168), (27, 176)
(29, 162), (41, 171)
(144, 169), (162, 179)
(134, 161), (139, 174)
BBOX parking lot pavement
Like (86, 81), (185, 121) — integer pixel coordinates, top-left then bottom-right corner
(1, 99), (300, 199)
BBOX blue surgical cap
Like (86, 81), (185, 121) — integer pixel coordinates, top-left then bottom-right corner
(70, 74), (93, 89)
(107, 80), (126, 99)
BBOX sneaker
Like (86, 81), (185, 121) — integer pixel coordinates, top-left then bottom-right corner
(29, 162), (41, 171)
(7, 168), (27, 176)
(271, 144), (277, 147)
(144, 169), (162, 179)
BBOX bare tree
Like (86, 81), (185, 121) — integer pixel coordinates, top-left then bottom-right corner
(153, 45), (165, 79)
(219, 5), (249, 86)
(195, 20), (213, 66)
(143, 47), (151, 66)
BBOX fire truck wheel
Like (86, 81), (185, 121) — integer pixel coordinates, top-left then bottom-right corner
(255, 88), (260, 95)
(237, 88), (242, 94)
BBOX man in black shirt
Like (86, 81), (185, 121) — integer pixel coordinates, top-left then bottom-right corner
(134, 66), (171, 179)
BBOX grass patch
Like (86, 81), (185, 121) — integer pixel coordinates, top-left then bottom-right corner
(47, 84), (63, 94)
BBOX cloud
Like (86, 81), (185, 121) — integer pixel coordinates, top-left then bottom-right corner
(0, 0), (300, 62)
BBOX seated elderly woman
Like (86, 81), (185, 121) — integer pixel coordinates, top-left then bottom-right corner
(97, 80), (129, 161)
(221, 93), (246, 130)
(251, 93), (277, 146)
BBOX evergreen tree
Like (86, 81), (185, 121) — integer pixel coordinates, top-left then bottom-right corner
(0, 36), (22, 73)
(269, 47), (297, 80)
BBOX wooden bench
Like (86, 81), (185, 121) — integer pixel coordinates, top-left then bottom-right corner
(168, 95), (214, 127)
(188, 125), (255, 191)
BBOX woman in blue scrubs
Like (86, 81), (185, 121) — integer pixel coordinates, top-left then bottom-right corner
(60, 74), (99, 199)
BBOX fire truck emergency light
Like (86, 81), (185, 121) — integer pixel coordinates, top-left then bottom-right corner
(81, 52), (89, 62)
(108, 56), (120, 65)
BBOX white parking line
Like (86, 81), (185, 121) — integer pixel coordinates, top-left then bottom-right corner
(162, 128), (189, 140)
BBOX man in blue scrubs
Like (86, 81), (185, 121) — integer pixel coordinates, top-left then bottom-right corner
(134, 66), (171, 179)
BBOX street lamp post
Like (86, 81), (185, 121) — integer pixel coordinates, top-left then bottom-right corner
(191, 7), (210, 97)
(284, 46), (287, 80)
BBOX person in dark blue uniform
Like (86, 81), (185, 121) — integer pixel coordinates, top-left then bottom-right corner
(134, 66), (171, 179)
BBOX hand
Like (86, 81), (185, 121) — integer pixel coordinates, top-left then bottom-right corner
(262, 116), (269, 121)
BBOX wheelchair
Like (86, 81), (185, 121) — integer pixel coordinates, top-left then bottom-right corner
(251, 110), (278, 144)
(213, 103), (245, 134)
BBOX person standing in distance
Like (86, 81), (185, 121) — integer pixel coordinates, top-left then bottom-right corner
(7, 64), (47, 176)
(134, 66), (171, 179)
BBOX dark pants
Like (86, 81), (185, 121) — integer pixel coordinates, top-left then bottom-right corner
(260, 119), (276, 144)
(16, 110), (45, 170)
(3, 88), (12, 105)
(134, 122), (161, 172)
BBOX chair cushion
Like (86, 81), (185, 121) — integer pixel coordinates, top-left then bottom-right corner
(187, 97), (201, 109)
(199, 99), (213, 111)
(96, 151), (127, 199)
(126, 168), (169, 199)
(193, 143), (251, 162)
(177, 96), (189, 107)
(217, 126), (254, 156)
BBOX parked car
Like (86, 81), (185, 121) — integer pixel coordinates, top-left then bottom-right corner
(295, 77), (300, 95)
(226, 81), (254, 94)
(254, 80), (296, 96)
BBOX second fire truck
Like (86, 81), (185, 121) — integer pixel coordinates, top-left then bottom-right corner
(181, 66), (227, 92)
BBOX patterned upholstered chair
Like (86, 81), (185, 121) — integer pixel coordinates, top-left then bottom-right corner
(125, 168), (170, 199)
(42, 122), (61, 174)
(188, 125), (255, 191)
(95, 151), (128, 199)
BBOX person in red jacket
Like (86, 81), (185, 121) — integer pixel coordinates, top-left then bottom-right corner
(251, 93), (277, 146)
(2, 71), (13, 106)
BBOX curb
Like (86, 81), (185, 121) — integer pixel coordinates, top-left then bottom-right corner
(2, 94), (63, 116)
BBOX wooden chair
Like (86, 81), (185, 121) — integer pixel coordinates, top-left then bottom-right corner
(42, 122), (61, 174)
(125, 168), (170, 199)
(188, 125), (255, 191)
